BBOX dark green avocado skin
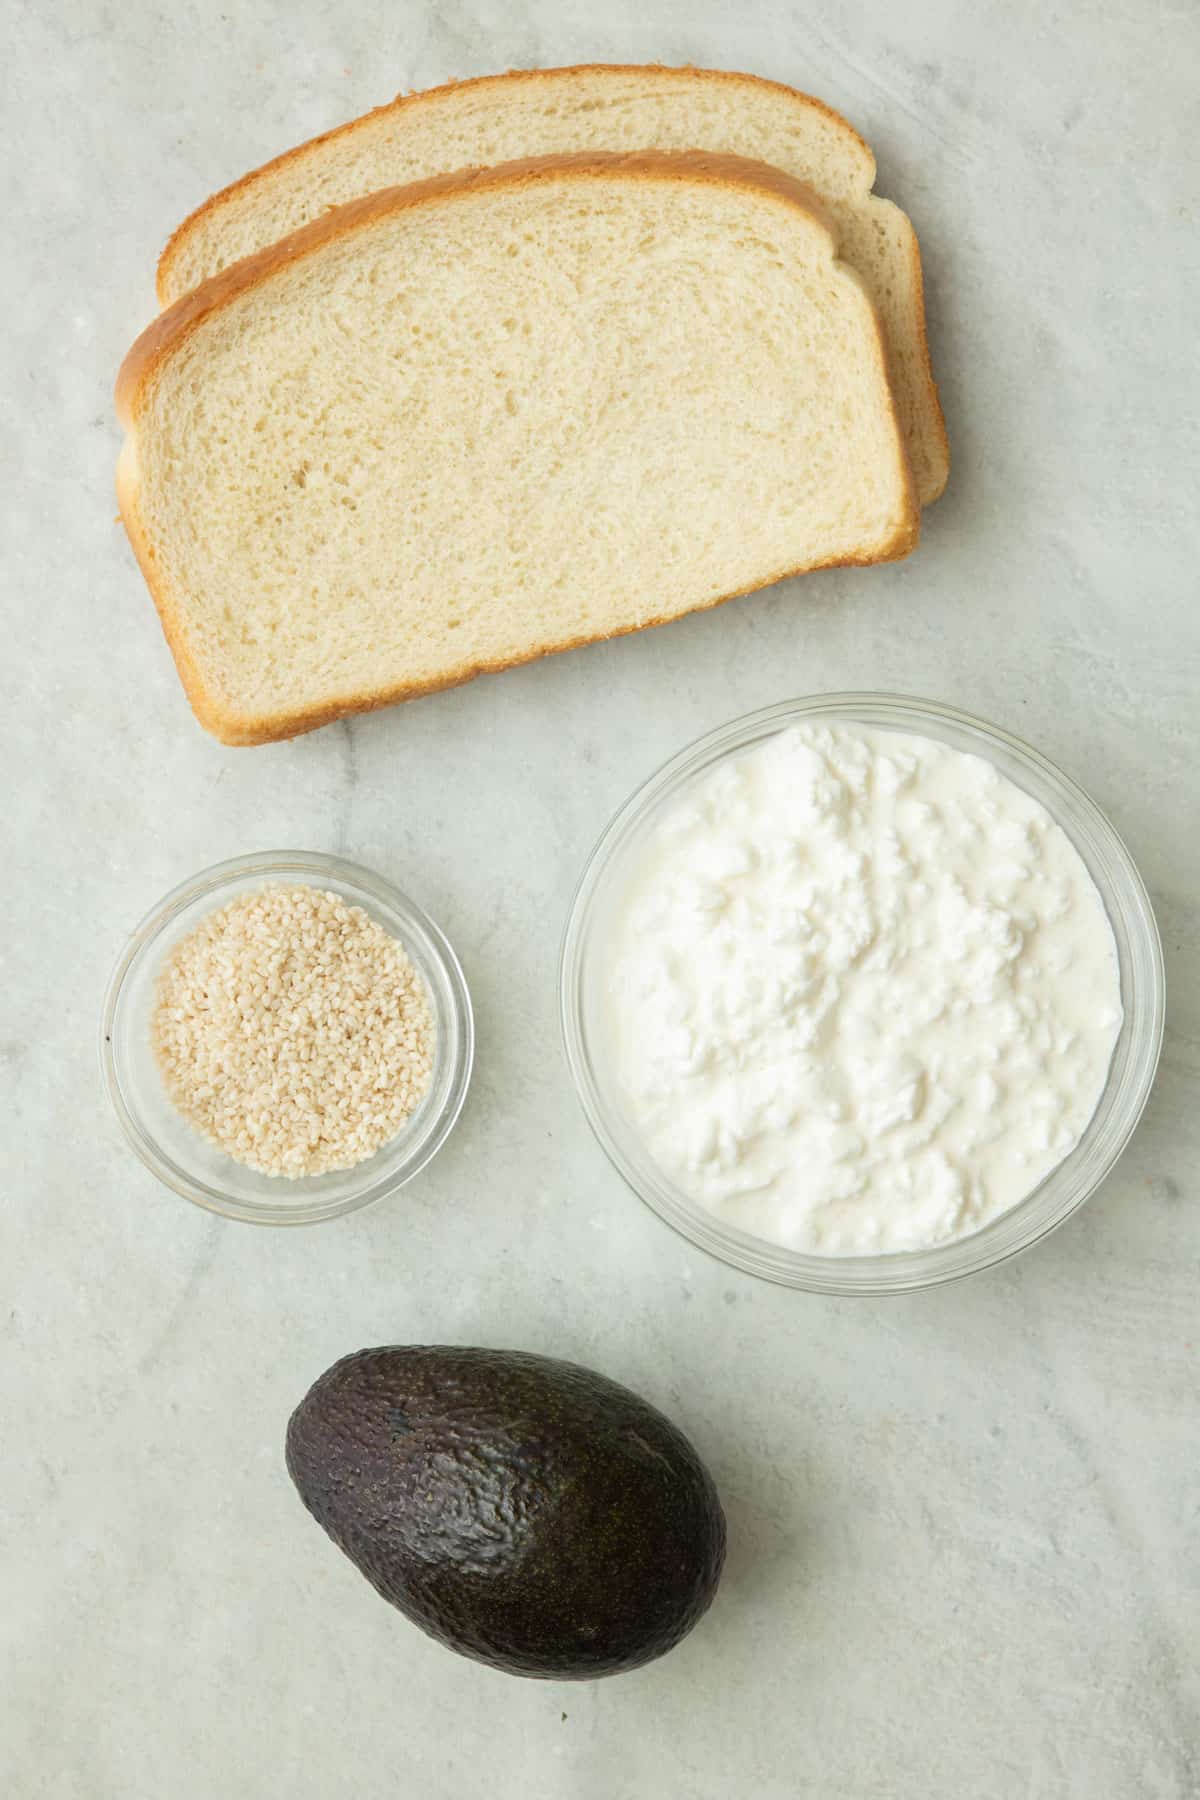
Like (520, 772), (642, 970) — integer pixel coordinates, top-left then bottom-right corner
(285, 1346), (726, 1679)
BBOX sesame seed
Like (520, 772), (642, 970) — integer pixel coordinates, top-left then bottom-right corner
(151, 884), (435, 1178)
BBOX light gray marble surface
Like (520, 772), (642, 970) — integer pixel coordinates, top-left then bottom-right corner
(4, 2), (1198, 1795)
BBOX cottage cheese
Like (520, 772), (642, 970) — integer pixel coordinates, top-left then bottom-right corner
(605, 723), (1123, 1254)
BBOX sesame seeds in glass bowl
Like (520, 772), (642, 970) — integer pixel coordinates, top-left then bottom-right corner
(101, 852), (473, 1224)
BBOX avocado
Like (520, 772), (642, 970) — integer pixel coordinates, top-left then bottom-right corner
(285, 1346), (725, 1679)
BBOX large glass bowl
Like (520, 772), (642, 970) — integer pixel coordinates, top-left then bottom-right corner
(102, 850), (473, 1224)
(560, 695), (1164, 1294)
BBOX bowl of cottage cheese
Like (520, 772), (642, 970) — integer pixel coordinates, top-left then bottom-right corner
(560, 695), (1164, 1293)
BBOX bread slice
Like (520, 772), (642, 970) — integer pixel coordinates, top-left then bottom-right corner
(157, 65), (948, 505)
(119, 152), (918, 747)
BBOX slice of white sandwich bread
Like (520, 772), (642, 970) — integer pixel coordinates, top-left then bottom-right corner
(157, 66), (947, 506)
(119, 152), (918, 746)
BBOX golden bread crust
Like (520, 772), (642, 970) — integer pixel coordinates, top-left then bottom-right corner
(155, 63), (876, 303)
(118, 152), (918, 745)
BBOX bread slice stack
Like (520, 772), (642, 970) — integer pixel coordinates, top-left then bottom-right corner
(118, 67), (945, 745)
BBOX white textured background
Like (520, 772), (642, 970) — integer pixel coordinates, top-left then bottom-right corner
(4, 2), (1198, 1796)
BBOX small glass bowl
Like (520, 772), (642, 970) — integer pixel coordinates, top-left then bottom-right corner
(560, 694), (1165, 1294)
(101, 850), (473, 1224)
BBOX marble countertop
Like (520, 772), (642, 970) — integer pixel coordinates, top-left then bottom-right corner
(5, 2), (1198, 1795)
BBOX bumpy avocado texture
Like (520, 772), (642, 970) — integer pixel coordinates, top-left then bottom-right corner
(285, 1346), (726, 1679)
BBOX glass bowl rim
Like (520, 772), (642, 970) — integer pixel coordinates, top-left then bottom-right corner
(559, 692), (1165, 1294)
(100, 848), (474, 1225)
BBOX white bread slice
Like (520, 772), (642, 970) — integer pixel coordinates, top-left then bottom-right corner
(119, 152), (918, 747)
(157, 65), (948, 505)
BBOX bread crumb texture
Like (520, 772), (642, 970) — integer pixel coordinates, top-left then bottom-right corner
(127, 165), (916, 741)
(152, 884), (435, 1177)
(156, 65), (946, 503)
